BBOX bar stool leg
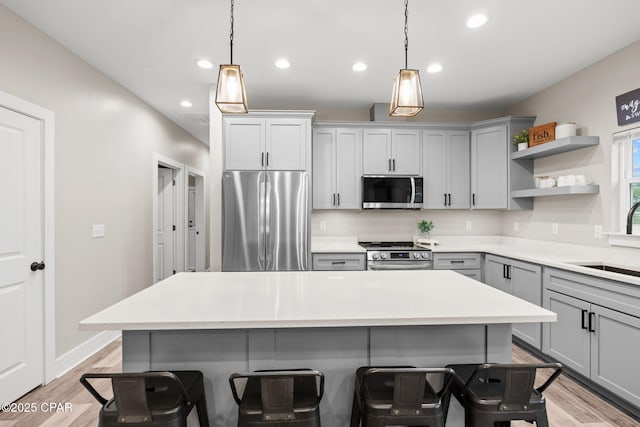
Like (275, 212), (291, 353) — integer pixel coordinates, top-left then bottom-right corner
(195, 391), (210, 427)
(534, 409), (550, 427)
(350, 391), (361, 427)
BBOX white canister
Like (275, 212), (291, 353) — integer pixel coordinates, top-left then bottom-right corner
(555, 122), (577, 139)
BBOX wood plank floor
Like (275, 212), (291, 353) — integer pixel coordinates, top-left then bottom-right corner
(1, 340), (638, 426)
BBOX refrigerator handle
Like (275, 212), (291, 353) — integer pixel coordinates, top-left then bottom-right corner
(257, 172), (266, 269)
(264, 173), (272, 267)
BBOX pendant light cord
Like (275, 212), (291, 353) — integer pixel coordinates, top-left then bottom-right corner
(404, 0), (409, 69)
(230, 0), (235, 64)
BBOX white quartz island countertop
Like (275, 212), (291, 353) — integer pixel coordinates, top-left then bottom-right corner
(80, 270), (556, 331)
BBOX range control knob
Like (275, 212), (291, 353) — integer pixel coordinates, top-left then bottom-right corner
(413, 252), (420, 259)
(372, 253), (379, 260)
(421, 253), (429, 259)
(380, 253), (388, 260)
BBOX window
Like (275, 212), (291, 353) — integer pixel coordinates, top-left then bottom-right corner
(617, 129), (640, 233)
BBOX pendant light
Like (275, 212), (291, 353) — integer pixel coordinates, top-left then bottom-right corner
(389, 0), (424, 117)
(215, 0), (248, 113)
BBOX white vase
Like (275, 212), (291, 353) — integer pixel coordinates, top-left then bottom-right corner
(518, 142), (528, 151)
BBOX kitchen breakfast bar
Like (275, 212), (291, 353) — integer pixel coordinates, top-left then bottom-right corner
(80, 270), (556, 426)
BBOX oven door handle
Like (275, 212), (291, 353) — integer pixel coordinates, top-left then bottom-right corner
(368, 262), (432, 271)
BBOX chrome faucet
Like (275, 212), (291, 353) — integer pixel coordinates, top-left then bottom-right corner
(626, 200), (640, 234)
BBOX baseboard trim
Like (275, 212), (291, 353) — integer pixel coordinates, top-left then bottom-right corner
(54, 331), (121, 380)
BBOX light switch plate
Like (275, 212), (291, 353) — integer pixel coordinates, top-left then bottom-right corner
(594, 225), (603, 238)
(92, 224), (105, 238)
(552, 223), (559, 234)
(465, 221), (472, 231)
(319, 221), (326, 232)
(513, 222), (519, 232)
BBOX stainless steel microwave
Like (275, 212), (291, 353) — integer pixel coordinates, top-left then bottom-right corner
(362, 176), (423, 209)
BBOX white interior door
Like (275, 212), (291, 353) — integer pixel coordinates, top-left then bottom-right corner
(156, 167), (175, 281)
(0, 106), (44, 404)
(187, 186), (196, 271)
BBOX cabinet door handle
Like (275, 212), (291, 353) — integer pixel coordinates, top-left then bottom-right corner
(581, 309), (588, 330)
(261, 152), (265, 166)
(392, 159), (396, 171)
(337, 193), (340, 206)
(444, 194), (447, 206)
(472, 193), (476, 206)
(588, 312), (596, 333)
(507, 265), (511, 279)
(450, 260), (464, 264)
(331, 261), (346, 265)
(333, 193), (336, 206)
(266, 152), (269, 166)
(388, 159), (392, 171)
(447, 193), (451, 206)
(503, 264), (507, 278)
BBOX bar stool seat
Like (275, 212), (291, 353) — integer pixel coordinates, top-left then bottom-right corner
(444, 363), (562, 427)
(351, 366), (454, 427)
(229, 369), (324, 426)
(80, 370), (209, 427)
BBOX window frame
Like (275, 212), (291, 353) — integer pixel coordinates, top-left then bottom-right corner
(616, 128), (640, 234)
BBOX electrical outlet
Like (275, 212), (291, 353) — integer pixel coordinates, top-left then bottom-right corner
(551, 223), (559, 234)
(465, 221), (472, 231)
(92, 224), (105, 238)
(319, 221), (326, 232)
(594, 225), (603, 238)
(513, 222), (519, 232)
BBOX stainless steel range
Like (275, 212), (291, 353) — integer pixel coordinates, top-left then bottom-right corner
(359, 241), (433, 271)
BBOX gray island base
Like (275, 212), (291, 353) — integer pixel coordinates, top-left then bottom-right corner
(80, 271), (556, 426)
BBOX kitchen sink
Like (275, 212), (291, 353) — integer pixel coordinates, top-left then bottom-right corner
(577, 264), (640, 278)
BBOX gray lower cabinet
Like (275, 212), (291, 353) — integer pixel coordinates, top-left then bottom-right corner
(484, 254), (542, 349)
(543, 268), (640, 408)
(312, 253), (366, 271)
(433, 253), (482, 281)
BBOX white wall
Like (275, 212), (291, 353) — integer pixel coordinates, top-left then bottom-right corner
(0, 5), (210, 357)
(502, 40), (640, 247)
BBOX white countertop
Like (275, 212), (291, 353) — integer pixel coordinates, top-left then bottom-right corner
(311, 236), (365, 253)
(312, 235), (640, 286)
(79, 270), (555, 331)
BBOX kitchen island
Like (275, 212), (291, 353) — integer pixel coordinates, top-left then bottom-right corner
(80, 270), (556, 426)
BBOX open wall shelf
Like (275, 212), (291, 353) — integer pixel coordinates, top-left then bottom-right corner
(511, 185), (600, 198)
(511, 136), (599, 160)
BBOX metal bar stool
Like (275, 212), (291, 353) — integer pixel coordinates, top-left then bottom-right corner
(80, 370), (209, 427)
(229, 369), (324, 426)
(351, 366), (455, 427)
(444, 363), (562, 427)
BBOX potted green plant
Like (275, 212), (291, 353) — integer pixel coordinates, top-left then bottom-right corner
(417, 220), (434, 238)
(513, 130), (529, 151)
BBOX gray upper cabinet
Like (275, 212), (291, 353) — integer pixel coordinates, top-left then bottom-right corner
(484, 254), (542, 349)
(470, 116), (536, 210)
(363, 128), (421, 175)
(312, 128), (362, 209)
(542, 268), (640, 407)
(471, 125), (508, 209)
(423, 130), (470, 209)
(224, 113), (312, 171)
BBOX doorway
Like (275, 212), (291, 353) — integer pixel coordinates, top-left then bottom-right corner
(0, 92), (55, 402)
(186, 168), (206, 272)
(153, 155), (184, 283)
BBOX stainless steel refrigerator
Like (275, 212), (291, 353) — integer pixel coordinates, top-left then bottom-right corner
(222, 170), (310, 271)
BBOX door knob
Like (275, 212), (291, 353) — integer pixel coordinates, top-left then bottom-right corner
(30, 262), (45, 272)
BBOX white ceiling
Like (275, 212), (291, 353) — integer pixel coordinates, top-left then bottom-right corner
(3, 0), (640, 145)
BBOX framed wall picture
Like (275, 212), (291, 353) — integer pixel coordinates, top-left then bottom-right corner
(616, 88), (640, 126)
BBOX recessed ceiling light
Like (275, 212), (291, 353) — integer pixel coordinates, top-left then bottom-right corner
(196, 59), (214, 69)
(352, 62), (367, 72)
(180, 100), (193, 108)
(466, 13), (488, 28)
(275, 59), (290, 69)
(427, 63), (443, 74)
